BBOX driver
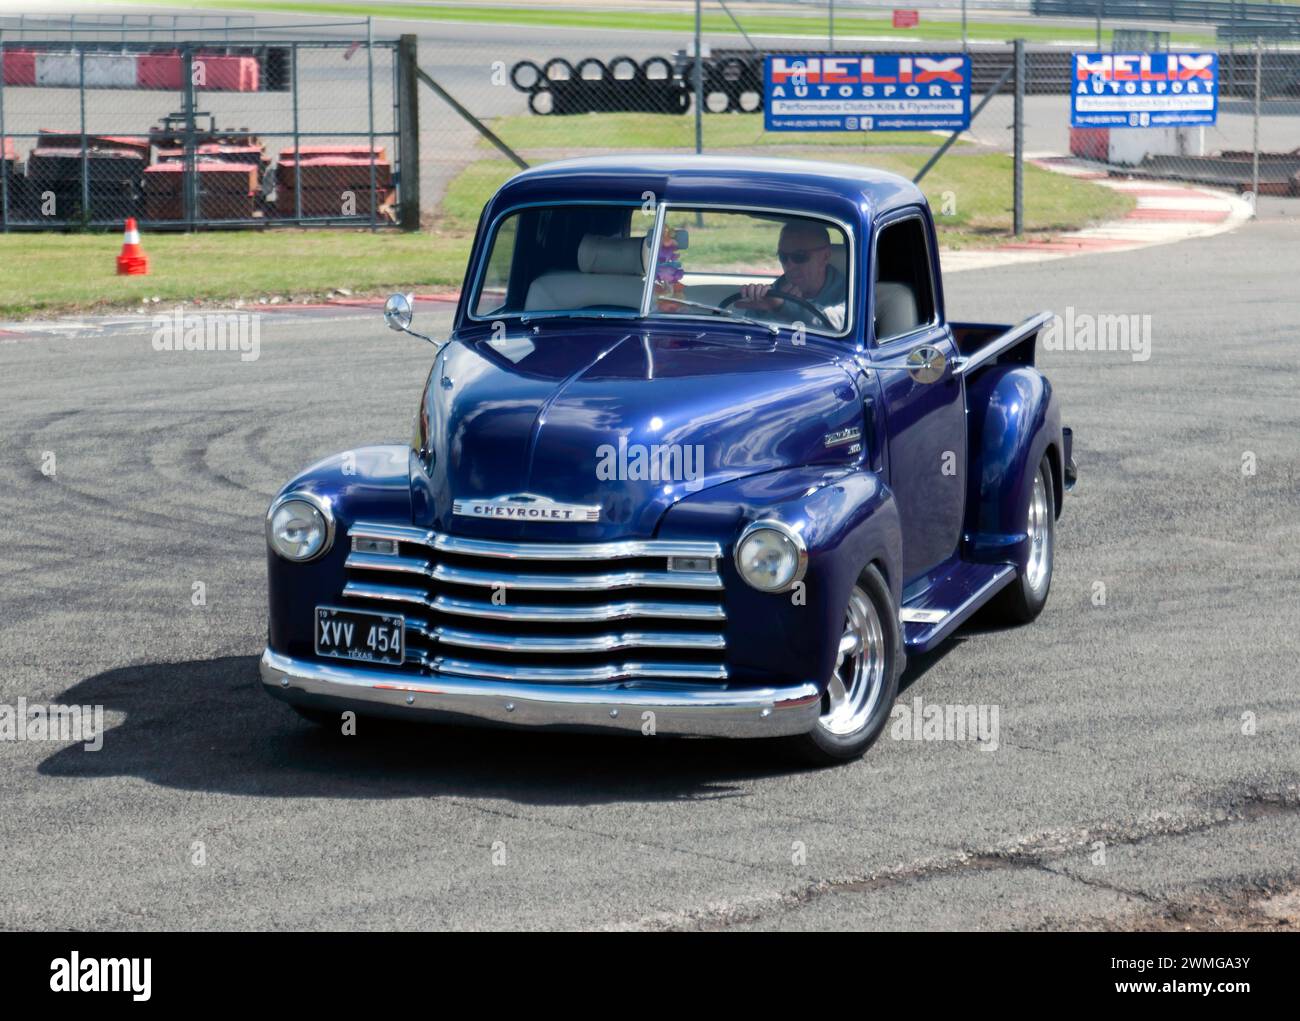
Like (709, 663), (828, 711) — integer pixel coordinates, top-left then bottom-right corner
(735, 220), (847, 330)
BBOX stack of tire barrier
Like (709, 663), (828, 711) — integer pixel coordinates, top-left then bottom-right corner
(1, 137), (20, 205)
(510, 57), (690, 115)
(275, 145), (393, 219)
(1, 136), (30, 218)
(151, 142), (269, 219)
(24, 134), (149, 222)
(156, 141), (267, 197)
(143, 161), (260, 221)
(33, 130), (151, 163)
(156, 142), (268, 178)
(705, 54), (756, 113)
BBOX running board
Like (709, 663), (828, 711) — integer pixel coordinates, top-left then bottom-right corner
(900, 563), (1017, 653)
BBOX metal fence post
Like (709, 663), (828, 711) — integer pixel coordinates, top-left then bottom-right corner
(80, 48), (89, 227)
(829, 0), (835, 51)
(693, 0), (703, 154)
(182, 45), (197, 227)
(366, 17), (377, 229)
(397, 34), (420, 230)
(291, 42), (301, 223)
(1013, 38), (1025, 238)
(0, 33), (8, 231)
(1251, 37), (1261, 215)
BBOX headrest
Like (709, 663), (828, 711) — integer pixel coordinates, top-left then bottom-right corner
(876, 281), (919, 341)
(577, 233), (648, 275)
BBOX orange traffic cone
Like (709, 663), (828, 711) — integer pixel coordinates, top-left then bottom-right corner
(116, 218), (149, 276)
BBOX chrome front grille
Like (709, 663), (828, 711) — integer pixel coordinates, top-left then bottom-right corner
(339, 522), (728, 684)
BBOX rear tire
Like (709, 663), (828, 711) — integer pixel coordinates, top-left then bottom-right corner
(785, 565), (901, 767)
(993, 454), (1055, 624)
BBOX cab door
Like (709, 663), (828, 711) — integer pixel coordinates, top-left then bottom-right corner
(870, 209), (966, 585)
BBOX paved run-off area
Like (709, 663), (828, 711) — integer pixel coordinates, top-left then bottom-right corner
(0, 201), (1297, 931)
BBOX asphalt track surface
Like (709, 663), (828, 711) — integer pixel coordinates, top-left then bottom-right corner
(2, 193), (1298, 930)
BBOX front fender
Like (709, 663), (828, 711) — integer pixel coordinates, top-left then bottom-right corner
(266, 444), (413, 658)
(963, 366), (1061, 566)
(659, 464), (901, 690)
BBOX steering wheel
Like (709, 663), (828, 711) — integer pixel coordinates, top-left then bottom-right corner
(719, 289), (833, 330)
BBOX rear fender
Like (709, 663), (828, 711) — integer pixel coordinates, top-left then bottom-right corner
(962, 366), (1061, 568)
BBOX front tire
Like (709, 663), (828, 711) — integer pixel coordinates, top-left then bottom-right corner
(786, 564), (901, 766)
(993, 454), (1055, 623)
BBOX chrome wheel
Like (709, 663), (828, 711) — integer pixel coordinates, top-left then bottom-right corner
(819, 584), (886, 737)
(1025, 469), (1052, 594)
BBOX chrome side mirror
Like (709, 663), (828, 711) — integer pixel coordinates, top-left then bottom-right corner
(383, 293), (437, 345)
(906, 345), (946, 384)
(384, 292), (413, 332)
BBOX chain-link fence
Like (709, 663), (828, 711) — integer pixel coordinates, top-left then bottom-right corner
(407, 1), (1299, 244)
(0, 18), (410, 229)
(4, 5), (1298, 239)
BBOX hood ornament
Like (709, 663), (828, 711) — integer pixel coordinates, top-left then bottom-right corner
(453, 493), (601, 522)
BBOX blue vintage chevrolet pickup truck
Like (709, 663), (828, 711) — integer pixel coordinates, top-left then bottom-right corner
(261, 155), (1075, 764)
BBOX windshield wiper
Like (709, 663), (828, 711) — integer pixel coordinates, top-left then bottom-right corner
(654, 298), (780, 335)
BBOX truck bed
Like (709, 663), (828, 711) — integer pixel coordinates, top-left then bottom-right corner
(951, 313), (1052, 375)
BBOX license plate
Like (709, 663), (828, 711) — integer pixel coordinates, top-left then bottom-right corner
(315, 606), (405, 665)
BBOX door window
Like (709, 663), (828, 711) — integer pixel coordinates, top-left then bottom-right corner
(873, 216), (936, 343)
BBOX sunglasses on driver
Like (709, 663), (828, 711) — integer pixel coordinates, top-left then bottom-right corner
(777, 245), (829, 265)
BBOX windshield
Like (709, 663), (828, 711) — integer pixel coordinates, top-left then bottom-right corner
(470, 202), (851, 336)
(472, 203), (657, 319)
(650, 208), (850, 336)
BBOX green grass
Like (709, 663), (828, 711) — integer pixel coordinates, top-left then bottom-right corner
(127, 0), (1217, 46)
(0, 149), (1129, 317)
(0, 230), (465, 318)
(0, 163), (499, 317)
(490, 111), (961, 151)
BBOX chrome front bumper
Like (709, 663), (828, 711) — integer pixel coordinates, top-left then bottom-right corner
(260, 649), (822, 739)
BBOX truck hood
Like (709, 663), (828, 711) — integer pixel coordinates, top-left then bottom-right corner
(412, 323), (863, 540)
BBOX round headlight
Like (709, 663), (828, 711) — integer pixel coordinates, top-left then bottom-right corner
(734, 522), (807, 592)
(267, 494), (333, 562)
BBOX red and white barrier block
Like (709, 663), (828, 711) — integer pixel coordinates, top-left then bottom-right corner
(3, 50), (260, 91)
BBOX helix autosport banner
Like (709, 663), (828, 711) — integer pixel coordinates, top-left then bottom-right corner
(1071, 52), (1219, 128)
(764, 53), (971, 132)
